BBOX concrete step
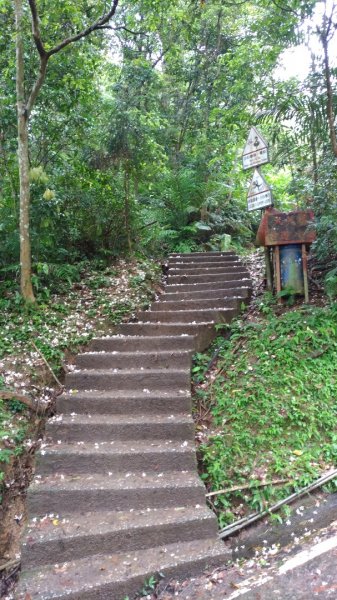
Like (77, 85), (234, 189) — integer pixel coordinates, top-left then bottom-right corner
(75, 349), (192, 370)
(116, 323), (217, 351)
(57, 390), (192, 415)
(161, 285), (251, 301)
(137, 308), (236, 324)
(46, 413), (194, 442)
(169, 251), (237, 259)
(167, 271), (250, 285)
(28, 470), (206, 515)
(165, 277), (251, 294)
(167, 260), (240, 269)
(16, 538), (230, 600)
(150, 296), (247, 312)
(17, 250), (252, 599)
(89, 334), (195, 353)
(36, 439), (197, 475)
(168, 263), (242, 274)
(65, 367), (190, 391)
(22, 505), (217, 569)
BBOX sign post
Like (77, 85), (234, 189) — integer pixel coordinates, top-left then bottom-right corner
(242, 126), (273, 289)
(247, 169), (272, 212)
(242, 127), (272, 212)
(242, 126), (269, 171)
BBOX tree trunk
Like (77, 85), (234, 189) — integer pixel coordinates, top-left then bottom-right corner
(124, 165), (132, 254)
(309, 53), (319, 188)
(133, 173), (139, 200)
(322, 31), (337, 158)
(13, 1), (119, 301)
(310, 125), (318, 188)
(15, 0), (35, 302)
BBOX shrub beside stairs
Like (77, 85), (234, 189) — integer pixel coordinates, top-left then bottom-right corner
(16, 252), (252, 600)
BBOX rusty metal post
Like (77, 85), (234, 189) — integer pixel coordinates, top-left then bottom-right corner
(302, 243), (309, 303)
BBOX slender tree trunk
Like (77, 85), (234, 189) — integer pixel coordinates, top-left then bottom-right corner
(308, 53), (319, 189)
(13, 0), (119, 302)
(124, 165), (132, 254)
(310, 127), (318, 188)
(322, 32), (337, 158)
(133, 173), (139, 200)
(15, 0), (35, 302)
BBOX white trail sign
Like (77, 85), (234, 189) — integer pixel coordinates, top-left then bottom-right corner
(242, 126), (269, 170)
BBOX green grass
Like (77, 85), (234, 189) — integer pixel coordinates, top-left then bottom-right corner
(196, 301), (337, 527)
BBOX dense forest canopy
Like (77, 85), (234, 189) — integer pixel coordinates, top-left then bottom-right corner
(1, 0), (337, 299)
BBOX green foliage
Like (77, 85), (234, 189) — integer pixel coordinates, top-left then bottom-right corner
(0, 0), (335, 286)
(197, 304), (337, 527)
(2, 0), (305, 270)
(310, 154), (337, 287)
(256, 49), (337, 283)
(256, 291), (277, 315)
(192, 352), (212, 384)
(33, 263), (82, 294)
(136, 572), (165, 598)
(140, 575), (158, 595)
(0, 390), (29, 496)
(276, 286), (297, 306)
(325, 268), (337, 299)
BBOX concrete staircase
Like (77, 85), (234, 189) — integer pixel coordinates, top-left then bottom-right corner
(16, 252), (251, 600)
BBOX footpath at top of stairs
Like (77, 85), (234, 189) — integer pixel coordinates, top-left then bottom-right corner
(16, 251), (252, 600)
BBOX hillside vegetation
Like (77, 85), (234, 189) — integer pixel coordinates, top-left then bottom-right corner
(194, 298), (337, 527)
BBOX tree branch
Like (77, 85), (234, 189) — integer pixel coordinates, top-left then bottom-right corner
(325, 2), (336, 39)
(270, 0), (299, 15)
(206, 478), (291, 497)
(0, 391), (47, 415)
(151, 46), (170, 68)
(27, 0), (47, 57)
(47, 0), (119, 57)
(32, 341), (64, 389)
(114, 25), (148, 36)
(26, 54), (48, 116)
(25, 0), (120, 116)
(95, 24), (147, 35)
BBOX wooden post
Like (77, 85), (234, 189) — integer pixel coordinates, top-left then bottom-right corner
(302, 243), (309, 303)
(275, 245), (282, 304)
(261, 208), (273, 293)
(264, 246), (273, 292)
